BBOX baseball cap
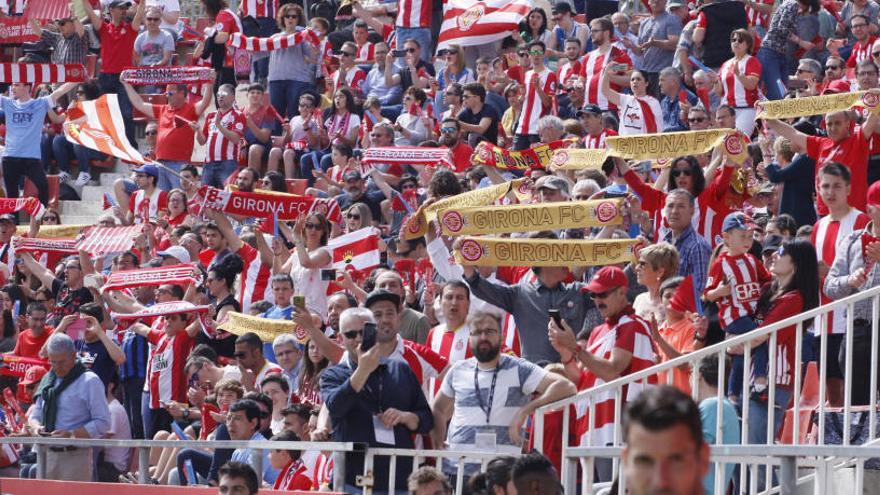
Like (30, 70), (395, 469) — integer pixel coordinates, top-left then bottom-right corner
(133, 163), (159, 178)
(761, 234), (783, 254)
(722, 212), (757, 232)
(0, 214), (16, 224)
(20, 365), (48, 387)
(364, 288), (401, 309)
(822, 79), (852, 95)
(867, 181), (880, 208)
(343, 170), (363, 181)
(109, 0), (132, 8)
(667, 0), (685, 8)
(551, 3), (573, 14)
(157, 245), (191, 264)
(534, 175), (571, 196)
(584, 266), (629, 294)
(576, 104), (603, 118)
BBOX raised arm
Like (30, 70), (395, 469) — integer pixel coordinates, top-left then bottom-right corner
(194, 79), (216, 116)
(18, 253), (57, 289)
(205, 208), (242, 252)
(120, 79), (156, 118)
(49, 83), (77, 105)
(600, 67), (621, 107)
(763, 118), (808, 152)
(130, 0), (145, 32)
(80, 0), (102, 31)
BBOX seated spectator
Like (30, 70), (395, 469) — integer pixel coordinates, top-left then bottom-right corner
(134, 8), (175, 69)
(394, 87), (432, 146)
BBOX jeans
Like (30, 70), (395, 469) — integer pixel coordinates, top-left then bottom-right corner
(250, 17), (277, 82)
(122, 376), (145, 439)
(176, 449), (214, 485)
(725, 316), (766, 397)
(758, 47), (789, 101)
(142, 390), (153, 439)
(3, 156), (48, 206)
(747, 387), (793, 491)
(41, 133), (55, 171)
(300, 149), (331, 185)
(202, 160), (239, 188)
(395, 27), (433, 63)
(52, 134), (107, 175)
(269, 80), (312, 120)
(98, 72), (137, 149)
(157, 160), (187, 191)
(839, 320), (880, 406)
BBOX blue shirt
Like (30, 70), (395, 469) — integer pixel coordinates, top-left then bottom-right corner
(261, 305), (294, 361)
(1, 95), (52, 159)
(660, 89), (697, 132)
(700, 396), (740, 493)
(120, 330), (149, 381)
(32, 369), (111, 438)
(363, 65), (402, 105)
(663, 225), (711, 293)
(231, 431), (278, 484)
(78, 339), (118, 386)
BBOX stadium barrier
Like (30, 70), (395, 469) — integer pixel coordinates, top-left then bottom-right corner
(533, 283), (880, 494)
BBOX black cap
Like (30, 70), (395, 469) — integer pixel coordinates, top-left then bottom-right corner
(576, 104), (602, 118)
(364, 289), (401, 309)
(762, 234), (783, 254)
(552, 2), (573, 14)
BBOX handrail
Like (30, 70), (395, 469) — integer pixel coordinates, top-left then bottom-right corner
(0, 437), (361, 451)
(565, 445), (880, 457)
(535, 283), (880, 413)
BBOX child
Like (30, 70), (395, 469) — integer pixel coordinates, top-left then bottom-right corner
(269, 430), (312, 490)
(704, 212), (772, 403)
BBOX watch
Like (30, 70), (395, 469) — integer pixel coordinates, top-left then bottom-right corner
(182, 408), (190, 420)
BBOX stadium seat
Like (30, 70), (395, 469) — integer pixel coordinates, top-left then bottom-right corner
(286, 179), (308, 195)
(779, 362), (820, 444)
(86, 54), (99, 79)
(23, 175), (60, 209)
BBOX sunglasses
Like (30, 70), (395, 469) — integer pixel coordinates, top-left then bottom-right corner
(305, 223), (323, 230)
(688, 117), (706, 124)
(341, 51), (355, 57)
(826, 65), (841, 70)
(146, 17), (161, 21)
(795, 68), (813, 74)
(343, 330), (362, 339)
(405, 48), (417, 53)
(518, 51), (528, 57)
(145, 130), (158, 136)
(347, 214), (361, 220)
(440, 127), (457, 134)
(283, 14), (298, 19)
(43, 216), (59, 222)
(874, 52), (880, 57)
(589, 290), (612, 300)
(852, 23), (868, 28)
(529, 50), (544, 56)
(730, 38), (744, 43)
(671, 168), (693, 177)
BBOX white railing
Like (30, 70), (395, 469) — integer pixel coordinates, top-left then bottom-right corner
(533, 284), (880, 494)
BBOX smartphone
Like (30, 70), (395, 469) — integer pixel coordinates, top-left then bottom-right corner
(67, 317), (87, 341)
(548, 309), (563, 328)
(361, 322), (377, 351)
(392, 49), (407, 58)
(321, 269), (337, 281)
(610, 63), (628, 72)
(293, 295), (306, 311)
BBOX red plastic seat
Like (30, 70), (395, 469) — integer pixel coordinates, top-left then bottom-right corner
(779, 362), (820, 444)
(23, 175), (60, 209)
(286, 179), (308, 195)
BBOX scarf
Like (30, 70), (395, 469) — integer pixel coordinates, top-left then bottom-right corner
(120, 66), (216, 86)
(0, 63), (86, 84)
(227, 29), (319, 52)
(37, 360), (87, 432)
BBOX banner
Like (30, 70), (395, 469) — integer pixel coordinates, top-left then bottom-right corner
(101, 263), (202, 294)
(402, 178), (526, 240)
(200, 187), (342, 223)
(0, 17), (38, 44)
(605, 129), (731, 161)
(227, 29), (320, 52)
(453, 237), (638, 266)
(550, 148), (609, 170)
(65, 94), (150, 165)
(11, 237), (78, 255)
(77, 225), (144, 257)
(121, 66), (215, 86)
(360, 146), (453, 167)
(473, 138), (576, 170)
(437, 0), (531, 51)
(16, 224), (89, 238)
(755, 91), (876, 119)
(0, 63), (85, 83)
(218, 311), (310, 344)
(437, 199), (624, 236)
(0, 197), (45, 221)
(111, 301), (211, 322)
(0, 355), (48, 379)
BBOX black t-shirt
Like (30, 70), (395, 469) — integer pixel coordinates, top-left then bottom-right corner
(50, 278), (94, 327)
(458, 103), (499, 145)
(397, 60), (435, 93)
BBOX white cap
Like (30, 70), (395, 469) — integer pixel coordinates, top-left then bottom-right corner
(157, 245), (191, 264)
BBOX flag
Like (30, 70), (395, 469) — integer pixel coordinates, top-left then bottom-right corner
(103, 192), (118, 210)
(327, 227), (380, 275)
(391, 189), (419, 214)
(669, 275), (701, 315)
(437, 0), (531, 51)
(64, 94), (149, 165)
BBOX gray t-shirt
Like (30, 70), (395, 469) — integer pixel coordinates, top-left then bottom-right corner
(134, 30), (175, 66)
(268, 30), (315, 83)
(638, 12), (683, 72)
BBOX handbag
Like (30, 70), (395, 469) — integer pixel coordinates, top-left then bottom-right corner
(814, 407), (880, 469)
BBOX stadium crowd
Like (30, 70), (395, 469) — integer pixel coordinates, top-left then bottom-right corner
(0, 0), (879, 492)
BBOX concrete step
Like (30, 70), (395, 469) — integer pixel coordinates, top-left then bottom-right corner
(59, 200), (104, 217)
(80, 185), (108, 202)
(59, 214), (103, 225)
(99, 172), (127, 187)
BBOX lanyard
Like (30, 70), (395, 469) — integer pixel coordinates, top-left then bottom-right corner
(474, 366), (499, 424)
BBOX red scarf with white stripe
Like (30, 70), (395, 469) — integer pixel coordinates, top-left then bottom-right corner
(226, 29), (319, 52)
(121, 66), (216, 86)
(0, 198), (45, 221)
(199, 186), (342, 223)
(361, 146), (453, 167)
(101, 264), (202, 294)
(11, 237), (77, 255)
(0, 63), (86, 83)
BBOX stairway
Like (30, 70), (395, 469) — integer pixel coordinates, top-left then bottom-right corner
(57, 165), (128, 225)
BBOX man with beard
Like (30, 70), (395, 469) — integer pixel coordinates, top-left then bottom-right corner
(438, 118), (473, 173)
(335, 170), (385, 222)
(431, 311), (575, 480)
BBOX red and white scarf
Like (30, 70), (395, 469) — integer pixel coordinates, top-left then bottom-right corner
(0, 198), (45, 221)
(0, 63), (86, 84)
(0, 354), (48, 379)
(326, 111), (352, 142)
(111, 301), (210, 322)
(199, 186), (342, 223)
(361, 146), (454, 167)
(121, 66), (216, 86)
(11, 237), (77, 255)
(76, 225), (144, 257)
(101, 263), (202, 294)
(227, 29), (320, 52)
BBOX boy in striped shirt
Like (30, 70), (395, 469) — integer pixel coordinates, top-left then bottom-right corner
(705, 212), (771, 403)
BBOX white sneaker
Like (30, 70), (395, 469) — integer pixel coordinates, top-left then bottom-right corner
(75, 172), (92, 187)
(58, 171), (70, 183)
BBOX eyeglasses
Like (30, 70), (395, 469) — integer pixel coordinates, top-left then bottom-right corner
(874, 52), (880, 57)
(730, 38), (743, 43)
(671, 168), (693, 177)
(859, 71), (879, 76)
(470, 328), (500, 337)
(341, 51), (355, 57)
(64, 265), (81, 271)
(852, 23), (868, 28)
(795, 68), (812, 74)
(518, 51), (528, 57)
(233, 352), (247, 359)
(405, 48), (417, 53)
(529, 50), (544, 56)
(145, 130), (158, 136)
(283, 14), (298, 19)
(305, 223), (323, 230)
(440, 127), (457, 134)
(146, 17), (160, 21)
(688, 117), (706, 124)
(342, 330), (362, 339)
(43, 216), (59, 222)
(826, 65), (841, 71)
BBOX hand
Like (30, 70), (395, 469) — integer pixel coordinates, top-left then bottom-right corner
(58, 314), (79, 331)
(380, 408), (415, 429)
(187, 386), (206, 407)
(165, 401), (185, 419)
(385, 51), (395, 67)
(733, 61), (742, 77)
(508, 407), (528, 445)
(310, 427), (331, 441)
(356, 344), (382, 375)
(209, 411), (227, 423)
(849, 267), (868, 288)
(710, 282), (731, 301)
(548, 318), (577, 354)
(82, 315), (102, 337)
(866, 241), (880, 264)
(237, 364), (257, 391)
(50, 429), (73, 438)
(188, 120), (200, 131)
(691, 314), (709, 340)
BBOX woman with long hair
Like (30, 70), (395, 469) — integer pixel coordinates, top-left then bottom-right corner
(714, 29), (762, 135)
(434, 45), (474, 117)
(343, 203), (373, 234)
(514, 8), (551, 45)
(296, 339), (329, 405)
(757, 0), (821, 100)
(161, 189), (192, 228)
(499, 83), (522, 149)
(268, 3), (314, 120)
(601, 69), (662, 136)
(200, 254), (244, 358)
(279, 213), (332, 318)
(300, 88), (360, 183)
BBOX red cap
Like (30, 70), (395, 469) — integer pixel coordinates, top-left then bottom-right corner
(868, 181), (880, 209)
(822, 79), (852, 95)
(584, 266), (628, 293)
(20, 365), (48, 387)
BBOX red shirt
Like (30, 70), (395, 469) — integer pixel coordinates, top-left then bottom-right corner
(705, 252), (771, 327)
(274, 460), (312, 490)
(847, 35), (879, 69)
(147, 327), (196, 409)
(447, 141), (474, 173)
(758, 290), (804, 389)
(215, 9), (242, 68)
(806, 129), (870, 215)
(98, 20), (138, 73)
(10, 327), (53, 359)
(153, 102), (199, 162)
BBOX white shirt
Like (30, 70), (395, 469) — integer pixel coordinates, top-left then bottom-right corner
(104, 399), (132, 471)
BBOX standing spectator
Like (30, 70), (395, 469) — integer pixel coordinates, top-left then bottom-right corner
(634, 0), (683, 97)
(431, 311), (576, 479)
(394, 0), (432, 63)
(384, 38), (435, 102)
(122, 77), (215, 191)
(126, 164), (168, 224)
(691, 0), (749, 70)
(632, 242), (680, 322)
(601, 69), (662, 135)
(28, 15), (88, 67)
(27, 333), (111, 482)
(9, 302), (53, 359)
(547, 3), (589, 58)
(715, 29), (761, 135)
(238, 0), (279, 82)
(580, 17), (633, 114)
(134, 8), (175, 68)
(194, 84), (247, 188)
(267, 4), (313, 120)
(759, 134), (818, 228)
(329, 42), (367, 100)
(97, 374), (132, 482)
(661, 190), (712, 292)
(512, 41), (556, 150)
(757, 0), (820, 100)
(19, 254), (93, 327)
(320, 307), (433, 492)
(434, 45), (475, 117)
(613, 13), (643, 69)
(81, 0), (145, 148)
(201, 0), (242, 88)
(651, 277), (708, 394)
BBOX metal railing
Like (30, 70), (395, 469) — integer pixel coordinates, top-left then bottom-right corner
(533, 284), (880, 494)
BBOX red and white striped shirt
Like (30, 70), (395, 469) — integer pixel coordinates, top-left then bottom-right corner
(847, 36), (878, 69)
(129, 189), (169, 224)
(812, 208), (869, 334)
(396, 0), (432, 28)
(330, 67), (367, 97)
(273, 459), (311, 490)
(147, 327), (195, 409)
(202, 107), (247, 163)
(237, 242), (271, 313)
(394, 336), (448, 387)
(300, 451), (333, 490)
(427, 323), (472, 364)
(238, 0), (279, 19)
(515, 68), (556, 136)
(575, 308), (656, 446)
(579, 46), (632, 111)
(719, 55), (762, 107)
(501, 313), (522, 357)
(694, 164), (736, 248)
(618, 93), (662, 136)
(356, 42), (376, 63)
(584, 128), (618, 149)
(705, 252), (771, 328)
(556, 59), (581, 95)
(746, 0), (773, 30)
